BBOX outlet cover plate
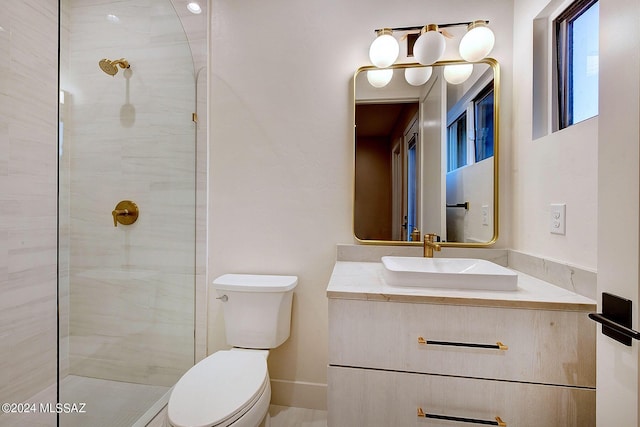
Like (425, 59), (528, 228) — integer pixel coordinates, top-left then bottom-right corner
(550, 203), (566, 235)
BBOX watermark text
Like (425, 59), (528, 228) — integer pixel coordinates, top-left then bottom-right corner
(2, 402), (87, 414)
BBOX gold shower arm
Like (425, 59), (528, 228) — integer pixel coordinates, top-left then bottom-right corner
(112, 59), (130, 69)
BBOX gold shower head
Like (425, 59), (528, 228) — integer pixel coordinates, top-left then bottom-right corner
(98, 58), (130, 76)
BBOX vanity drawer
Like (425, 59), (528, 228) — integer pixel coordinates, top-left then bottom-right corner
(328, 298), (595, 387)
(327, 366), (595, 427)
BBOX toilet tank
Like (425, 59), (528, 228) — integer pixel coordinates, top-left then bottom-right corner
(212, 274), (297, 349)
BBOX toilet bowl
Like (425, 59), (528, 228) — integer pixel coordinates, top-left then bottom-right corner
(167, 274), (297, 427)
(168, 350), (271, 427)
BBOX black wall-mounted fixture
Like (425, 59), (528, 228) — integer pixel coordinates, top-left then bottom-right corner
(589, 292), (640, 346)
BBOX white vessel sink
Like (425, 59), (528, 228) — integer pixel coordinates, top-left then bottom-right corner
(381, 256), (518, 291)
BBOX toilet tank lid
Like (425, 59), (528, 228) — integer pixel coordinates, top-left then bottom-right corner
(213, 274), (298, 292)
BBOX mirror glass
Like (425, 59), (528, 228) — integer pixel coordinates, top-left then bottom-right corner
(354, 59), (499, 246)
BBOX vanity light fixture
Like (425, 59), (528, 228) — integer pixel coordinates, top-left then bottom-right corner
(443, 63), (474, 84)
(404, 66), (433, 86)
(368, 20), (493, 68)
(367, 69), (394, 88)
(413, 24), (446, 65)
(369, 28), (400, 68)
(459, 20), (495, 62)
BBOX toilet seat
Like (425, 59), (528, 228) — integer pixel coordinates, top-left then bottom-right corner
(168, 350), (269, 427)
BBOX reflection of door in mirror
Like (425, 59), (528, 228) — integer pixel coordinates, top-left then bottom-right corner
(421, 75), (446, 241)
(405, 117), (419, 242)
(354, 102), (418, 241)
(391, 143), (402, 240)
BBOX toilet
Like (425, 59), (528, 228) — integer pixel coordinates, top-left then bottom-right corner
(167, 274), (298, 427)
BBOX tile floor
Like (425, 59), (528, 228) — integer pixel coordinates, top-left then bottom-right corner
(146, 404), (327, 427)
(0, 375), (169, 427)
(269, 405), (328, 427)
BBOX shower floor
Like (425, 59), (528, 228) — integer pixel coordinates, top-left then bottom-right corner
(0, 375), (168, 427)
(59, 375), (169, 427)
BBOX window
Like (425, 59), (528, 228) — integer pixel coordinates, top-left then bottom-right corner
(447, 113), (467, 172)
(555, 0), (599, 129)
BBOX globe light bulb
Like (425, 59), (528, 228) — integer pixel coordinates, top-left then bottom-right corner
(413, 25), (446, 65)
(367, 69), (393, 88)
(443, 63), (474, 85)
(459, 21), (495, 62)
(369, 29), (400, 68)
(404, 67), (433, 86)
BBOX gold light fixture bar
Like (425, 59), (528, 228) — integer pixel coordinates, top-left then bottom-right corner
(373, 20), (489, 34)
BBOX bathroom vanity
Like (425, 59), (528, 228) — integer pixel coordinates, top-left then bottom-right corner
(326, 260), (596, 427)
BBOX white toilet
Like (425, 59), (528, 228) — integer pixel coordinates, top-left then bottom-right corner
(167, 274), (298, 427)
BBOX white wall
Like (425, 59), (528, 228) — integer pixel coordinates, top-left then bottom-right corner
(209, 0), (513, 408)
(446, 158), (495, 242)
(0, 1), (58, 424)
(511, 0), (598, 270)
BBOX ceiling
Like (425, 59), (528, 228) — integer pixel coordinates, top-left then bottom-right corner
(355, 103), (418, 138)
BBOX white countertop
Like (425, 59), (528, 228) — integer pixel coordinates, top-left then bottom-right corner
(326, 261), (596, 311)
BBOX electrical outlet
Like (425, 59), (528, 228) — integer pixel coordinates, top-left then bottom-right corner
(481, 205), (489, 226)
(550, 204), (566, 235)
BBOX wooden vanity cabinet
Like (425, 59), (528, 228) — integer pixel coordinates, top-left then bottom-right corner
(327, 297), (596, 426)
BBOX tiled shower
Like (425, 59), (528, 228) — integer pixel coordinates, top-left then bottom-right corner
(0, 0), (207, 425)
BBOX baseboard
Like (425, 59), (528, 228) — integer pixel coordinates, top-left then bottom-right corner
(270, 378), (327, 410)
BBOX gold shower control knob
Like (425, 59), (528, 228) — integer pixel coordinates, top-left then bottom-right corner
(112, 200), (139, 227)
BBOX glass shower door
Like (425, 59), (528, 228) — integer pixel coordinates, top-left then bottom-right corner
(58, 0), (198, 425)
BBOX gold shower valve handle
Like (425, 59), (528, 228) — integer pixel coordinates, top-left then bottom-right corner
(112, 200), (139, 227)
(112, 209), (128, 226)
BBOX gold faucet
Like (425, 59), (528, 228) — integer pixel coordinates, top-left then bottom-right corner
(423, 233), (441, 258)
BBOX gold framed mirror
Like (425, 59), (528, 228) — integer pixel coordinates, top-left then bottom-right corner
(353, 58), (499, 247)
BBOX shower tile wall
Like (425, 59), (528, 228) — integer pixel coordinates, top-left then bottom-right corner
(61, 0), (197, 387)
(0, 0), (59, 423)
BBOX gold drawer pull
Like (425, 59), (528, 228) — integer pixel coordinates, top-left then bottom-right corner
(417, 407), (507, 426)
(418, 336), (508, 351)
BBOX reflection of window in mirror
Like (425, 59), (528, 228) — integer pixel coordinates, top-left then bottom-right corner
(447, 113), (467, 172)
(555, 0), (599, 129)
(474, 85), (494, 162)
(446, 81), (494, 172)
